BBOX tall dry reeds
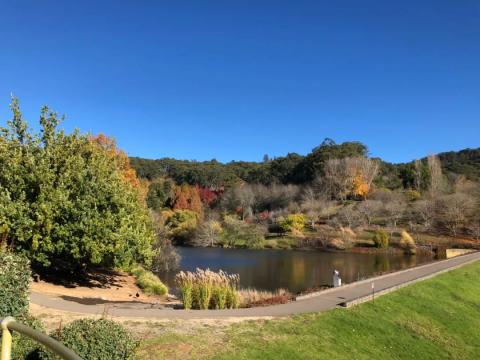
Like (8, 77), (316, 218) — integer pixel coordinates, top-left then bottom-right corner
(175, 268), (240, 310)
(400, 230), (416, 255)
(239, 288), (290, 307)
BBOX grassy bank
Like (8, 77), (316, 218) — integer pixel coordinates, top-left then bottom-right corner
(137, 260), (480, 359)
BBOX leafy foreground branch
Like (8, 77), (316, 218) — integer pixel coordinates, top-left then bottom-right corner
(139, 261), (480, 359)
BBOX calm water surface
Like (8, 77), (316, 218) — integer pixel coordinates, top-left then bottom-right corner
(159, 247), (434, 293)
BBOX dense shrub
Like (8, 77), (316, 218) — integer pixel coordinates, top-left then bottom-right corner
(0, 252), (46, 359)
(220, 216), (265, 249)
(40, 319), (138, 360)
(165, 209), (199, 242)
(327, 237), (354, 250)
(0, 99), (155, 271)
(277, 214), (307, 234)
(405, 189), (421, 201)
(0, 251), (31, 318)
(130, 266), (168, 295)
(10, 315), (45, 360)
(373, 230), (390, 249)
(175, 269), (240, 310)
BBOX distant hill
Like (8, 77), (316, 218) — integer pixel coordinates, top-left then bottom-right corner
(130, 142), (480, 188)
(437, 148), (480, 181)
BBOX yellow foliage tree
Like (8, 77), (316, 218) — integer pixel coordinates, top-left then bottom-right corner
(352, 172), (370, 199)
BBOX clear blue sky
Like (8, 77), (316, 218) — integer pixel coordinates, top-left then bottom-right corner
(1, 1), (479, 163)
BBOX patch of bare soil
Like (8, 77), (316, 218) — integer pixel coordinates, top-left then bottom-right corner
(31, 270), (177, 305)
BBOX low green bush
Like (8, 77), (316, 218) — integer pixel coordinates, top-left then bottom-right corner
(373, 230), (390, 249)
(130, 266), (168, 295)
(0, 250), (31, 318)
(40, 319), (138, 360)
(0, 251), (46, 359)
(277, 214), (307, 234)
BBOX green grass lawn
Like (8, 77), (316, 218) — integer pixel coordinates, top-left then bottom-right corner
(138, 261), (480, 359)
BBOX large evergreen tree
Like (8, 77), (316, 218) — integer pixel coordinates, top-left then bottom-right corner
(0, 98), (155, 270)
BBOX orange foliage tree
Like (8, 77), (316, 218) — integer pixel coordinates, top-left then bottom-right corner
(173, 184), (203, 217)
(90, 134), (140, 190)
(352, 172), (371, 199)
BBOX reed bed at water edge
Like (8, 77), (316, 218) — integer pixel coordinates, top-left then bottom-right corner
(175, 268), (240, 310)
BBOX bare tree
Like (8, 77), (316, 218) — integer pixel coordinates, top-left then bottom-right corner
(333, 204), (364, 229)
(357, 200), (382, 227)
(299, 188), (337, 228)
(222, 185), (255, 220)
(193, 220), (222, 247)
(150, 211), (180, 272)
(468, 218), (480, 241)
(324, 158), (352, 200)
(383, 198), (407, 233)
(438, 193), (475, 237)
(454, 176), (480, 196)
(414, 159), (423, 191)
(324, 157), (379, 200)
(300, 187), (320, 228)
(357, 157), (380, 194)
(250, 183), (300, 213)
(412, 199), (437, 231)
(427, 155), (443, 197)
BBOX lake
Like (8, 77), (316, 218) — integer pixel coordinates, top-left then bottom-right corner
(159, 247), (434, 293)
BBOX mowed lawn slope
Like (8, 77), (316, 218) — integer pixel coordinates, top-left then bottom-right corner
(138, 261), (480, 359)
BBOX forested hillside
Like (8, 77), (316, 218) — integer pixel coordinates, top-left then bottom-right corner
(130, 139), (480, 252)
(130, 140), (366, 187)
(438, 149), (480, 181)
(130, 140), (480, 189)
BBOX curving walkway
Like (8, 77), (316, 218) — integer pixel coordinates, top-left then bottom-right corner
(30, 251), (480, 319)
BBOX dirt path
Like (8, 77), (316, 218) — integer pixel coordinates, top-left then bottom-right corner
(30, 251), (480, 320)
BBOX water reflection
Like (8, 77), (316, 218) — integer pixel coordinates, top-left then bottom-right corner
(158, 247), (433, 293)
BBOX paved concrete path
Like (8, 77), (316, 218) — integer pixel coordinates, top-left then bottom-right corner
(30, 251), (480, 319)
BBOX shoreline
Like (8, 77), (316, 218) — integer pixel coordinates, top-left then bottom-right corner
(29, 251), (480, 320)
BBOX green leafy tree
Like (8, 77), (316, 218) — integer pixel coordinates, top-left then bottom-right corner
(0, 98), (155, 271)
(146, 178), (174, 210)
(165, 209), (199, 243)
(220, 215), (265, 249)
(296, 139), (368, 183)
